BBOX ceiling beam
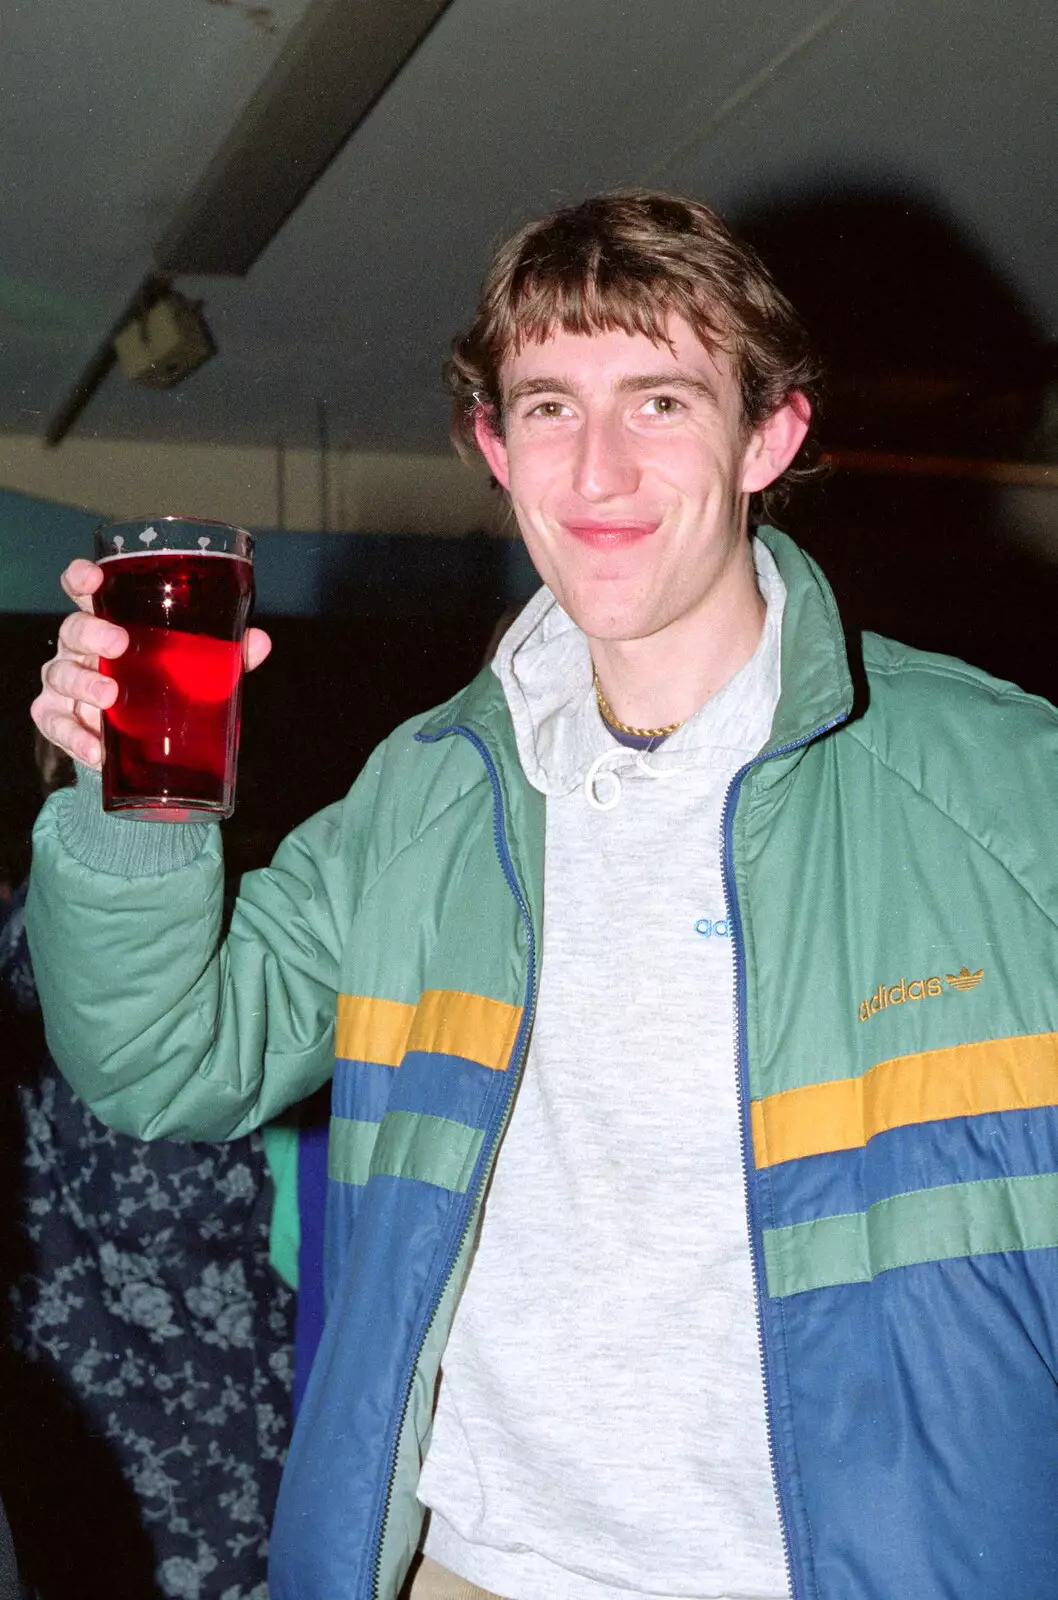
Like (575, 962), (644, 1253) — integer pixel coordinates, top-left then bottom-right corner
(154, 0), (455, 277)
(44, 0), (455, 445)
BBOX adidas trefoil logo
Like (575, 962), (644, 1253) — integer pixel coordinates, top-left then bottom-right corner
(945, 966), (984, 992)
(858, 964), (985, 1021)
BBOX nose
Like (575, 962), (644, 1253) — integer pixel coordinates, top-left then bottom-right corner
(571, 409), (640, 502)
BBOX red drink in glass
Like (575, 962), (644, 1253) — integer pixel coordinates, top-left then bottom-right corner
(93, 533), (254, 821)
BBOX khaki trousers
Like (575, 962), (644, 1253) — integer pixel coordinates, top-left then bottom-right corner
(405, 1553), (507, 1600)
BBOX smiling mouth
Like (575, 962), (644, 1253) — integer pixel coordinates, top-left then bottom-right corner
(562, 522), (657, 547)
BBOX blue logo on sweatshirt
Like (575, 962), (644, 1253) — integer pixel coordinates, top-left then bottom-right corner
(695, 917), (730, 938)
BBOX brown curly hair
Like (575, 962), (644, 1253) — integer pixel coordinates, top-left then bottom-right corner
(446, 189), (823, 524)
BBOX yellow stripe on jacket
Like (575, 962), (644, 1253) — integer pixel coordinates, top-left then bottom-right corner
(336, 990), (521, 1072)
(751, 1031), (1058, 1169)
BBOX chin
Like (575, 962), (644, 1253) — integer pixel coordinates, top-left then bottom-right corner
(559, 597), (659, 644)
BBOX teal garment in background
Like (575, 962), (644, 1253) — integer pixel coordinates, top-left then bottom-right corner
(261, 1120), (299, 1290)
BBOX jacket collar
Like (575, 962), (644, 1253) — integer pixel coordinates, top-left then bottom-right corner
(418, 660), (518, 745)
(755, 525), (854, 753)
(419, 525), (854, 759)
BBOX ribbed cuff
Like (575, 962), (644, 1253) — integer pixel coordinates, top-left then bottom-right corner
(57, 764), (215, 876)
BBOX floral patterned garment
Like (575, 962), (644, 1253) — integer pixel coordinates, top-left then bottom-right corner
(0, 884), (294, 1600)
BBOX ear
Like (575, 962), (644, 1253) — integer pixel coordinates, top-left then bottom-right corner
(473, 405), (511, 491)
(740, 392), (811, 495)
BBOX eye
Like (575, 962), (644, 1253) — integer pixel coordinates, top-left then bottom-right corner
(526, 399), (572, 419)
(641, 394), (684, 415)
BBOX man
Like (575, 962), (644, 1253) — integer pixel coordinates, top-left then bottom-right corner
(28, 191), (1058, 1600)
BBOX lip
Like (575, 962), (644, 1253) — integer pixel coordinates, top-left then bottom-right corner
(562, 521), (658, 548)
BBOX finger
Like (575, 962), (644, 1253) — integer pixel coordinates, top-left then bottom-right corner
(30, 694), (104, 769)
(58, 610), (128, 662)
(57, 721), (103, 768)
(42, 657), (118, 710)
(244, 627), (272, 673)
(60, 559), (106, 612)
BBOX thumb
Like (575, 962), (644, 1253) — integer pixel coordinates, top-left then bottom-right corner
(244, 628), (272, 673)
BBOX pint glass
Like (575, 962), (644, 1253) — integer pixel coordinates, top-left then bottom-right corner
(92, 517), (255, 821)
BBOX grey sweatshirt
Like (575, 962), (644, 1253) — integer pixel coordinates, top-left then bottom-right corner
(419, 541), (790, 1600)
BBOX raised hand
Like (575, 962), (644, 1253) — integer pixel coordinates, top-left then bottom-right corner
(31, 559), (271, 768)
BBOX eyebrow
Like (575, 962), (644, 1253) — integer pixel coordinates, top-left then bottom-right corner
(505, 370), (719, 406)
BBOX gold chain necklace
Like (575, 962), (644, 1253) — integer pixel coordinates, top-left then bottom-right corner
(592, 668), (684, 739)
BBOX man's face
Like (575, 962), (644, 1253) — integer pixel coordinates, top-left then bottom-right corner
(475, 317), (806, 648)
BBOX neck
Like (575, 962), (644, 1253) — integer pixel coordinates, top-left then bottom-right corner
(589, 538), (766, 731)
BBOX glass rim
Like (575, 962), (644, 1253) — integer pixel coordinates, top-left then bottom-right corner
(93, 514), (254, 562)
(94, 514), (253, 540)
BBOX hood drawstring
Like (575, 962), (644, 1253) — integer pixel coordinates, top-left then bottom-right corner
(583, 747), (679, 811)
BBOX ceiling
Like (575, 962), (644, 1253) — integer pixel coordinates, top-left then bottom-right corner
(2, 0), (1056, 456)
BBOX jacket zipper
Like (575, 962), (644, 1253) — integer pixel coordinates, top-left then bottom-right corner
(369, 725), (539, 1600)
(719, 712), (846, 1600)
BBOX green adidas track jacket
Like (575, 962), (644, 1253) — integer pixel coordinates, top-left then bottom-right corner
(27, 527), (1058, 1600)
